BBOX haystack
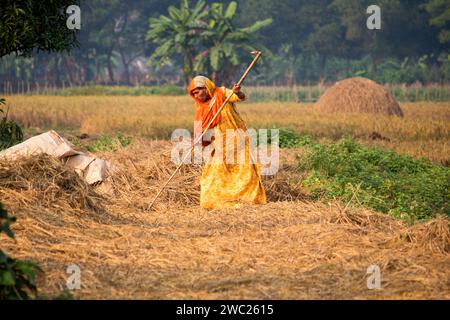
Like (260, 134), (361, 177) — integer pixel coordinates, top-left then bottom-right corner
(315, 77), (404, 117)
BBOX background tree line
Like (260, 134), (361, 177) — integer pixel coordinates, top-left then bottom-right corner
(0, 0), (449, 90)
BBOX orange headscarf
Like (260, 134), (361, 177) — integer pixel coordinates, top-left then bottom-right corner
(189, 76), (226, 141)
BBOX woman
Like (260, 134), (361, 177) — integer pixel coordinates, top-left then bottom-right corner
(188, 75), (266, 209)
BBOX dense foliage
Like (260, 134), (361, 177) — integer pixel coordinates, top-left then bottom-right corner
(1, 0), (449, 89)
(0, 0), (80, 57)
(0, 98), (23, 150)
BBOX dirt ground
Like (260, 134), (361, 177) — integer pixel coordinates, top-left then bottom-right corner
(1, 140), (449, 299)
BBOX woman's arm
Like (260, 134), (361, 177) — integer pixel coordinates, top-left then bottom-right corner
(232, 84), (246, 100)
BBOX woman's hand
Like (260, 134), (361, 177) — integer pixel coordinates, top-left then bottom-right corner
(232, 83), (245, 100)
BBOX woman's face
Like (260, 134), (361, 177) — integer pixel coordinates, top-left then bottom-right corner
(192, 87), (210, 102)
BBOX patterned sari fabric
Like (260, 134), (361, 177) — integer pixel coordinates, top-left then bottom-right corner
(189, 76), (267, 209)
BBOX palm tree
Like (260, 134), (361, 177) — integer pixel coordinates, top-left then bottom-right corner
(146, 0), (208, 85)
(194, 1), (272, 84)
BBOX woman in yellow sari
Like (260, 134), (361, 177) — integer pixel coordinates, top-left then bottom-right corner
(188, 75), (266, 209)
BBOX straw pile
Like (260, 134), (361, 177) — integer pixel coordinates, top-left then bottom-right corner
(0, 155), (104, 214)
(1, 140), (449, 299)
(315, 77), (404, 117)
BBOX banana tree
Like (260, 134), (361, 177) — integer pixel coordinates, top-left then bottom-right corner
(146, 0), (209, 85)
(194, 1), (272, 84)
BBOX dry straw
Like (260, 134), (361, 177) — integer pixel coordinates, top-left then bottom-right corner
(1, 140), (448, 299)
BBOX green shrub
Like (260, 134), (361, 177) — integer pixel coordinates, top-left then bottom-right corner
(87, 132), (132, 152)
(0, 202), (40, 300)
(0, 98), (23, 150)
(269, 128), (313, 148)
(298, 138), (450, 222)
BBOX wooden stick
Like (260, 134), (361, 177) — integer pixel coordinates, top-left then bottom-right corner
(148, 51), (262, 210)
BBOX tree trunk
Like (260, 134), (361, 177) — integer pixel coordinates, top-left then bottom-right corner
(287, 56), (298, 87)
(95, 58), (102, 84)
(120, 49), (130, 85)
(371, 55), (379, 73)
(107, 48), (115, 84)
(84, 54), (92, 83)
(54, 55), (61, 87)
(319, 55), (327, 85)
(183, 49), (196, 87)
(43, 55), (49, 85)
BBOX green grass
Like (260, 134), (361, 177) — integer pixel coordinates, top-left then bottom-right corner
(28, 85), (184, 96)
(262, 128), (314, 148)
(289, 136), (450, 222)
(71, 133), (133, 152)
(88, 133), (132, 152)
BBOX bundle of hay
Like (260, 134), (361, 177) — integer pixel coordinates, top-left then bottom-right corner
(0, 154), (103, 213)
(315, 77), (404, 117)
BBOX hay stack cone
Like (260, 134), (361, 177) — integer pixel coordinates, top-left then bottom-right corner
(315, 77), (404, 117)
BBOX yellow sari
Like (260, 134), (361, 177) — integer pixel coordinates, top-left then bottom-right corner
(189, 76), (267, 209)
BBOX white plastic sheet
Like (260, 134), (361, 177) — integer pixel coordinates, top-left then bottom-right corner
(0, 130), (114, 193)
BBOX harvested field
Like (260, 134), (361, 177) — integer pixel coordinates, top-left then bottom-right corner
(4, 96), (450, 164)
(1, 140), (449, 299)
